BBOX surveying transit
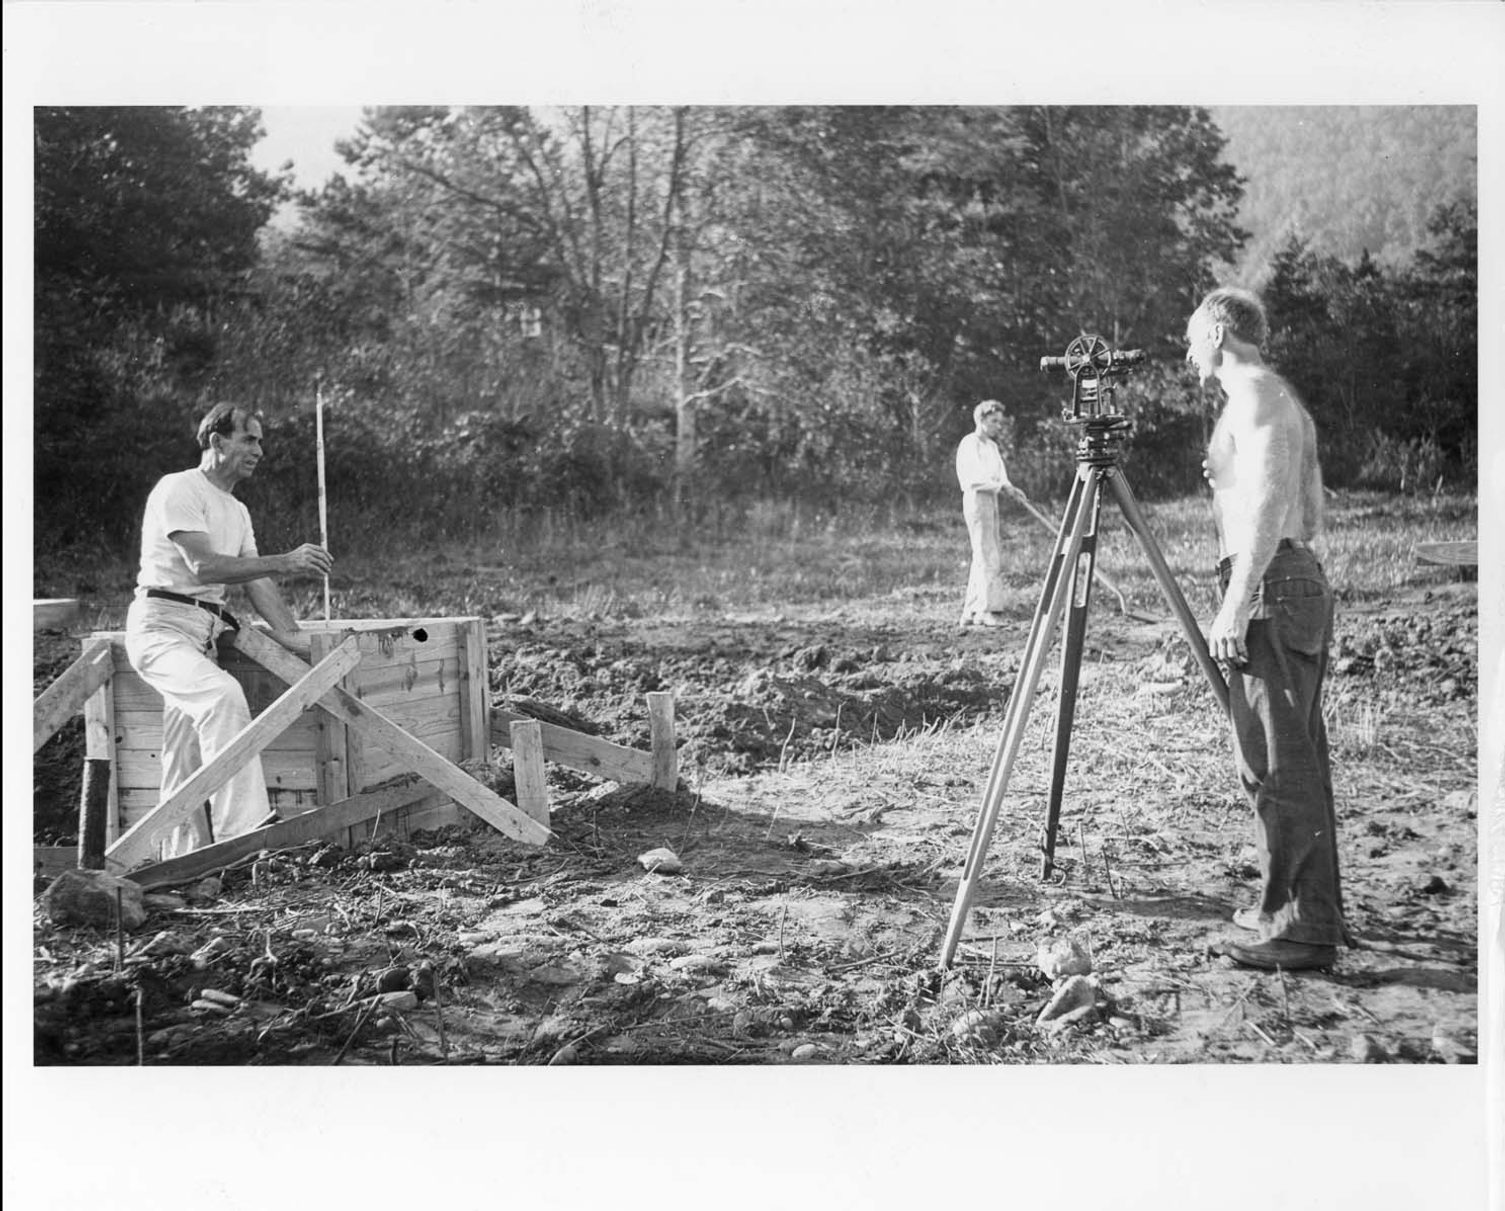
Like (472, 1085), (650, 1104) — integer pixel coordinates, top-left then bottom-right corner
(939, 334), (1232, 969)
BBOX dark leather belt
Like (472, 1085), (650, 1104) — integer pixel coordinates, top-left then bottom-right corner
(1217, 538), (1312, 577)
(144, 588), (241, 631)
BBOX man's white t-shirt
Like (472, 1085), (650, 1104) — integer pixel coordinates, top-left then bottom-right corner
(135, 469), (257, 604)
(956, 432), (1007, 493)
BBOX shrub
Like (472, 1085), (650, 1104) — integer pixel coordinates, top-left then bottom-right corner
(1354, 430), (1449, 494)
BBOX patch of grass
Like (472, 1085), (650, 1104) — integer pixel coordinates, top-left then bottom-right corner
(33, 490), (1476, 624)
(1328, 696), (1384, 758)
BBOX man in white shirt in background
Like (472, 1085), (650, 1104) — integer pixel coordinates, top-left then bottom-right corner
(955, 399), (1027, 628)
(125, 402), (333, 858)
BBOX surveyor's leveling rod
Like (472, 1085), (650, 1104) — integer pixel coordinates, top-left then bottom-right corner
(316, 383), (330, 621)
(1012, 488), (1146, 622)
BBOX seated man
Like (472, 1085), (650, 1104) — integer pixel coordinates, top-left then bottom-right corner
(125, 402), (332, 857)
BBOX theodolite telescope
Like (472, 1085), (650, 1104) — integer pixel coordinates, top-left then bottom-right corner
(1040, 334), (1146, 425)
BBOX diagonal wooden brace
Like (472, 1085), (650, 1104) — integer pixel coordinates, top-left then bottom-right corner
(34, 642), (113, 753)
(105, 635), (364, 871)
(126, 777), (438, 890)
(233, 627), (551, 846)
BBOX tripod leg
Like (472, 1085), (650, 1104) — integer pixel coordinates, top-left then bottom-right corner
(1041, 471), (1105, 877)
(1104, 469), (1230, 713)
(940, 471), (1096, 969)
(956, 470), (1088, 885)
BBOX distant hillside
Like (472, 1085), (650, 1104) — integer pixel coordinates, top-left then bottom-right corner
(1208, 105), (1477, 282)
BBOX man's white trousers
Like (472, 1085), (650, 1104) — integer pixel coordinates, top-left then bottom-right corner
(125, 596), (270, 859)
(961, 488), (1008, 619)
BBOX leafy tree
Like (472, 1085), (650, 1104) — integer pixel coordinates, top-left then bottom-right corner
(1211, 106), (1476, 277)
(1396, 196), (1477, 461)
(1263, 194), (1476, 489)
(34, 106), (287, 545)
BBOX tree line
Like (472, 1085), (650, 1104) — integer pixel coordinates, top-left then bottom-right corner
(33, 105), (1477, 556)
(1210, 105), (1477, 277)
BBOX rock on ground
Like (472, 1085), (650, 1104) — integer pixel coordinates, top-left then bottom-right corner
(39, 870), (147, 931)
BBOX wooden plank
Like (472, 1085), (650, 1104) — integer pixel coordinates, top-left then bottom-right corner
(460, 618), (489, 762)
(510, 720), (549, 824)
(370, 797), (464, 838)
(273, 618), (460, 631)
(354, 714), (464, 790)
(260, 750), (323, 790)
(272, 789), (323, 816)
(118, 787), (170, 818)
(343, 793), (459, 846)
(125, 779), (435, 890)
(331, 626), (462, 792)
(115, 745), (322, 791)
(490, 709), (655, 784)
(105, 636), (364, 871)
(34, 642), (113, 753)
(107, 664), (163, 711)
(35, 598), (81, 631)
(34, 846), (76, 880)
(233, 628), (550, 846)
(647, 691), (678, 790)
(355, 693), (461, 726)
(260, 719), (325, 753)
(100, 712), (327, 754)
(116, 786), (327, 829)
(111, 708), (165, 740)
(82, 668), (120, 844)
(83, 633), (132, 673)
(339, 656), (462, 701)
(111, 642), (462, 710)
(1415, 540), (1477, 567)
(310, 632), (351, 807)
(113, 700), (403, 751)
(308, 621), (461, 668)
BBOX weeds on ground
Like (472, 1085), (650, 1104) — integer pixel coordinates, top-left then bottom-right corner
(33, 490), (1475, 624)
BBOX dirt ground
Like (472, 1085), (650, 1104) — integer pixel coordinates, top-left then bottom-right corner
(32, 574), (1478, 1065)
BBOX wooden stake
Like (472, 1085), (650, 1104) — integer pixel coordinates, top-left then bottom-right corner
(647, 691), (677, 790)
(432, 973), (449, 1062)
(510, 719), (549, 825)
(316, 382), (330, 621)
(77, 758), (110, 870)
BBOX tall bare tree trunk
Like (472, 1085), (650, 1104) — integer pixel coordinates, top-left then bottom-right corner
(673, 230), (696, 508)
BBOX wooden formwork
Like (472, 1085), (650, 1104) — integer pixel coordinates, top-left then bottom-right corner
(87, 618), (492, 846)
(33, 616), (678, 887)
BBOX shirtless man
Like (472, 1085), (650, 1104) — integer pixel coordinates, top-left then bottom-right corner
(1189, 287), (1347, 970)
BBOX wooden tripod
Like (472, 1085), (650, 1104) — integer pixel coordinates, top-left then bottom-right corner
(938, 419), (1230, 969)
